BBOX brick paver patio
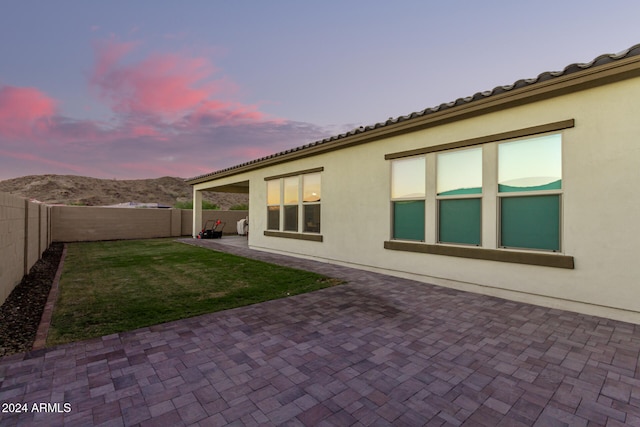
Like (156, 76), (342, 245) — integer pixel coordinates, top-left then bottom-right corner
(1, 237), (639, 426)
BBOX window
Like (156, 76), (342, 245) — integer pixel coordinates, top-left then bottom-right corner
(384, 121), (574, 268)
(391, 156), (425, 241)
(498, 134), (562, 251)
(437, 147), (482, 245)
(266, 180), (280, 230)
(266, 171), (321, 234)
(303, 173), (321, 233)
(283, 177), (299, 231)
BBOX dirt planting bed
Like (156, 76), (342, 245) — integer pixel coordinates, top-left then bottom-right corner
(0, 243), (63, 357)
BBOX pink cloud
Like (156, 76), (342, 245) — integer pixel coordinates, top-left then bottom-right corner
(130, 125), (161, 138)
(0, 85), (57, 139)
(90, 39), (265, 124)
(91, 39), (138, 84)
(0, 39), (334, 181)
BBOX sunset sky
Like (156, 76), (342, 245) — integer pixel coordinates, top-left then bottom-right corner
(1, 1), (639, 180)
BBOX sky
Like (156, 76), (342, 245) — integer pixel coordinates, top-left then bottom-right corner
(1, 1), (639, 181)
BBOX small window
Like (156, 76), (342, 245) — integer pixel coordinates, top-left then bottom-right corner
(391, 156), (425, 241)
(437, 147), (482, 245)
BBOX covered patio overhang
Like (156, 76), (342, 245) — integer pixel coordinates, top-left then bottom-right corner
(191, 179), (249, 237)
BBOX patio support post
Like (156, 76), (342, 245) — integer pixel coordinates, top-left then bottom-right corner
(193, 189), (203, 238)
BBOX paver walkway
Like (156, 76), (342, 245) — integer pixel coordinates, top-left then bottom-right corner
(1, 237), (639, 426)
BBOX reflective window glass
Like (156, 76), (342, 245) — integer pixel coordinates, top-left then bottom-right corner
(303, 174), (321, 202)
(499, 134), (562, 192)
(391, 157), (425, 199)
(267, 180), (280, 205)
(284, 205), (298, 231)
(393, 200), (425, 241)
(500, 195), (560, 251)
(437, 147), (482, 195)
(439, 198), (481, 245)
(267, 206), (280, 230)
(303, 205), (321, 233)
(283, 177), (299, 204)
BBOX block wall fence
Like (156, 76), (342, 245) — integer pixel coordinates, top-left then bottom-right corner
(0, 193), (52, 305)
(0, 191), (247, 305)
(50, 206), (247, 242)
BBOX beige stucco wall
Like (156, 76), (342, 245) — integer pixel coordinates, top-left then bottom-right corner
(0, 193), (51, 305)
(194, 75), (640, 323)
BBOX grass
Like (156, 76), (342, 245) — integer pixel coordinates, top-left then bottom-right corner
(47, 238), (340, 346)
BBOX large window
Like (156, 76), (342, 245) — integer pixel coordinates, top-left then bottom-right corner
(498, 134), (562, 251)
(391, 156), (425, 241)
(437, 147), (482, 245)
(266, 171), (321, 234)
(388, 132), (564, 253)
(384, 120), (574, 267)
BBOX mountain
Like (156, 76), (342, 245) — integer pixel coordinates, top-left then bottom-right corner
(0, 175), (248, 209)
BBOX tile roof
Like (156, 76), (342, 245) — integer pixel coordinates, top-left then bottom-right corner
(187, 43), (640, 184)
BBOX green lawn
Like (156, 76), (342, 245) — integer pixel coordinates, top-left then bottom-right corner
(47, 238), (340, 346)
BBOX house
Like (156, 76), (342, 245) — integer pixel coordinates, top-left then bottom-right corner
(187, 44), (640, 324)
